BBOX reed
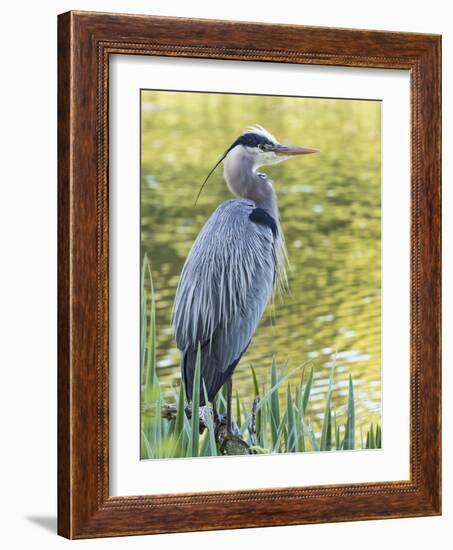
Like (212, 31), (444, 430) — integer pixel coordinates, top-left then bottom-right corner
(140, 255), (381, 459)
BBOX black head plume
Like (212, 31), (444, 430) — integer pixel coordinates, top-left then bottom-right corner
(192, 147), (229, 208)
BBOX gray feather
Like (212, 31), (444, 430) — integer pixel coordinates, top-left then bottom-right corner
(173, 198), (277, 402)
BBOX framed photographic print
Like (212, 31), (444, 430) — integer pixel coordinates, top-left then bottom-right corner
(58, 11), (441, 538)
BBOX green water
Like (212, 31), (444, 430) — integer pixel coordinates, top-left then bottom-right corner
(141, 90), (381, 435)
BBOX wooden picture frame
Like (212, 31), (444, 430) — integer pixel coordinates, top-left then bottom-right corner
(58, 10), (441, 539)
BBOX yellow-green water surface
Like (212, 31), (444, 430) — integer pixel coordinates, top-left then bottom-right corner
(141, 90), (381, 438)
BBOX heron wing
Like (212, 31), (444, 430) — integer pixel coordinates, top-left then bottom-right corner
(173, 199), (277, 402)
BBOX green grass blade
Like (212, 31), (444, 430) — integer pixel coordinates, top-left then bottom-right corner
(302, 367), (314, 416)
(182, 411), (192, 456)
(376, 425), (382, 448)
(295, 384), (302, 415)
(336, 425), (341, 450)
(217, 383), (227, 414)
(259, 401), (267, 448)
(304, 419), (319, 452)
(146, 288), (157, 387)
(202, 381), (218, 457)
(145, 379), (162, 458)
(200, 432), (210, 456)
(140, 255), (148, 384)
(370, 423), (376, 449)
(141, 254), (158, 404)
(295, 383), (306, 452)
(286, 383), (297, 452)
(250, 367), (262, 436)
(237, 361), (308, 446)
(144, 255), (157, 390)
(320, 364), (335, 451)
(153, 412), (162, 459)
(174, 382), (185, 457)
(238, 402), (246, 434)
(270, 357), (280, 448)
(255, 361), (308, 414)
(325, 407), (332, 451)
(333, 409), (338, 449)
(298, 416), (306, 452)
(141, 429), (153, 459)
(272, 410), (288, 453)
(140, 288), (147, 385)
(343, 373), (355, 450)
(251, 366), (260, 397)
(190, 343), (201, 457)
(368, 423), (376, 449)
(235, 390), (241, 430)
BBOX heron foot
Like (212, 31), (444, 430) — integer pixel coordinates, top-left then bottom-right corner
(220, 432), (250, 456)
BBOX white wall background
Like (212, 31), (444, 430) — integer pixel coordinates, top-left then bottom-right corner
(0, 1), (449, 548)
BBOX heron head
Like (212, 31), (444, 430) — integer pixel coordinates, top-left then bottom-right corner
(227, 126), (320, 169)
(193, 125), (319, 207)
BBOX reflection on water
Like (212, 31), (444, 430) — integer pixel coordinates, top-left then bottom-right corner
(141, 90), (381, 438)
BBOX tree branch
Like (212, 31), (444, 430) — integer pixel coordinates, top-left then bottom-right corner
(143, 402), (254, 455)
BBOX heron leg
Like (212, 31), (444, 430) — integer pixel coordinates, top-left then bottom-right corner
(211, 399), (219, 423)
(226, 378), (233, 435)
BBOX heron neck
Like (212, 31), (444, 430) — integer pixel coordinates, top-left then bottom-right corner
(223, 152), (278, 220)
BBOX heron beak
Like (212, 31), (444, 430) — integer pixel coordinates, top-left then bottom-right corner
(274, 144), (320, 156)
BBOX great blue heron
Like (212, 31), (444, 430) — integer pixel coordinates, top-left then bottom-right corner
(173, 126), (319, 434)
